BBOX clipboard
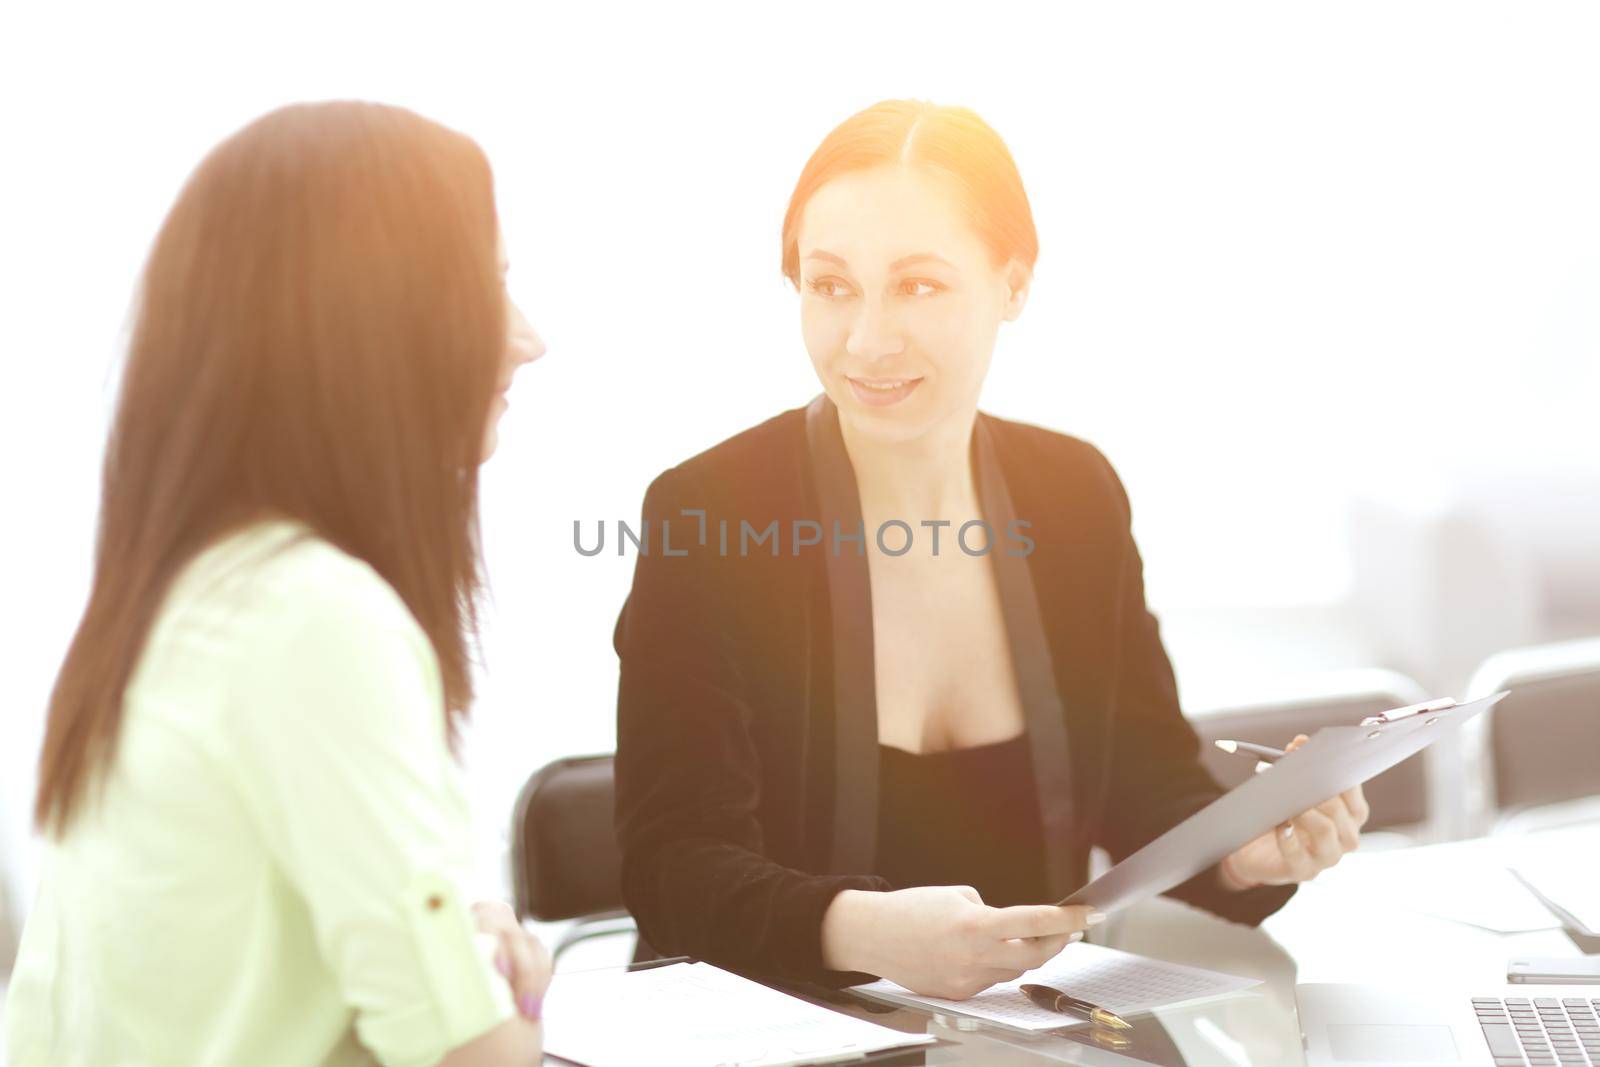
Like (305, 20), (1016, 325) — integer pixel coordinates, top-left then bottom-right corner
(1058, 691), (1508, 911)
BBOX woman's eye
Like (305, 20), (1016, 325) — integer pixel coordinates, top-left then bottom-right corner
(899, 279), (943, 296)
(806, 278), (851, 298)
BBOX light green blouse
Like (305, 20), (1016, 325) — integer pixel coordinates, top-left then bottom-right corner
(5, 521), (513, 1066)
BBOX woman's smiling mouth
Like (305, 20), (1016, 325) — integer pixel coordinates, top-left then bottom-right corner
(846, 375), (923, 407)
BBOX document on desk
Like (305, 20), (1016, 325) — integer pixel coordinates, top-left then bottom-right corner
(1509, 830), (1600, 938)
(852, 942), (1260, 1032)
(1305, 837), (1564, 933)
(1058, 691), (1506, 914)
(540, 961), (936, 1067)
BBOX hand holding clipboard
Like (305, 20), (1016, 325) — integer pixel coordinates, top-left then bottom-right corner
(1212, 697), (1458, 888)
(1214, 729), (1370, 889)
(1058, 692), (1507, 913)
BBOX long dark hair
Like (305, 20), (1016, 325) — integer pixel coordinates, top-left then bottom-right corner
(35, 101), (506, 835)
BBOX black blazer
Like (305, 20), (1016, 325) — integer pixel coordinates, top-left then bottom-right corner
(613, 401), (1294, 987)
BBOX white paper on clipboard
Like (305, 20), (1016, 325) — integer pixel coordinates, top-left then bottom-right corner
(1058, 691), (1507, 912)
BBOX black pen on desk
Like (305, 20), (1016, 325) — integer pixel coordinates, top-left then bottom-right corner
(1020, 984), (1132, 1030)
(1213, 738), (1286, 774)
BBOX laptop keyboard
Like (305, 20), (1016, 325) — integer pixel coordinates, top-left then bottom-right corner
(1473, 997), (1600, 1066)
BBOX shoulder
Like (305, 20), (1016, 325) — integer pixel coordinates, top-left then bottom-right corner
(257, 534), (415, 628)
(125, 522), (445, 768)
(639, 406), (808, 516)
(209, 527), (445, 743)
(227, 525), (423, 643)
(159, 521), (437, 689)
(980, 412), (1131, 517)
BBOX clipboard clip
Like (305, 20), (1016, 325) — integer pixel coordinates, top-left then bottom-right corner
(1359, 697), (1457, 727)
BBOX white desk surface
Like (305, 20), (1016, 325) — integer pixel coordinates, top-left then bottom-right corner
(3, 829), (1589, 1067)
(759, 823), (1600, 1066)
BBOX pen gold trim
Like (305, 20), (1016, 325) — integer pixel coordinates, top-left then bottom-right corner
(1088, 1006), (1132, 1030)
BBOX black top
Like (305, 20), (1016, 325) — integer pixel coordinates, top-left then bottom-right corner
(877, 736), (1050, 908)
(612, 400), (1296, 989)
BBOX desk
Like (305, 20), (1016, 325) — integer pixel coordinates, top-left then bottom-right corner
(545, 825), (1595, 1066)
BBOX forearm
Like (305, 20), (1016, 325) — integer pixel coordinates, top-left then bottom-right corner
(1098, 782), (1220, 867)
(438, 1018), (541, 1067)
(624, 841), (889, 984)
(1168, 859), (1296, 924)
(1099, 790), (1297, 922)
(819, 889), (887, 976)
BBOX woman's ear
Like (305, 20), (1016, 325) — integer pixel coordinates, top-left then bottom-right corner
(1000, 259), (1032, 322)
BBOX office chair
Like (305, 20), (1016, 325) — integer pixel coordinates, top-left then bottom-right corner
(1464, 636), (1600, 834)
(1187, 669), (1441, 840)
(511, 754), (647, 963)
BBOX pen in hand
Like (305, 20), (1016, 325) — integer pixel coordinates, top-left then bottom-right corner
(1215, 698), (1457, 772)
(1213, 737), (1289, 774)
(1212, 738), (1286, 763)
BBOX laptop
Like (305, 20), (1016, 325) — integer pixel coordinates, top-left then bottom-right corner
(1298, 984), (1600, 1066)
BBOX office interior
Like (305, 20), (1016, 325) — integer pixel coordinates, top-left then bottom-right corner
(2, 3), (1597, 1064)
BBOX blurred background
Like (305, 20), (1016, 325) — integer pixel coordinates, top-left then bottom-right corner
(2, 0), (1597, 1014)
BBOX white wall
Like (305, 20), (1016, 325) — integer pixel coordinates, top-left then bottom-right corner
(2, 1), (1597, 927)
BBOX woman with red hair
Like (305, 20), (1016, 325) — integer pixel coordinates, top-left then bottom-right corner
(614, 99), (1368, 999)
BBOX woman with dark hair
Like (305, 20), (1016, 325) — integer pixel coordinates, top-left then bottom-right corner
(7, 102), (548, 1066)
(614, 99), (1368, 999)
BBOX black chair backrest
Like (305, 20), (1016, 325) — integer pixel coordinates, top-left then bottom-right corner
(512, 754), (624, 922)
(1191, 693), (1431, 832)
